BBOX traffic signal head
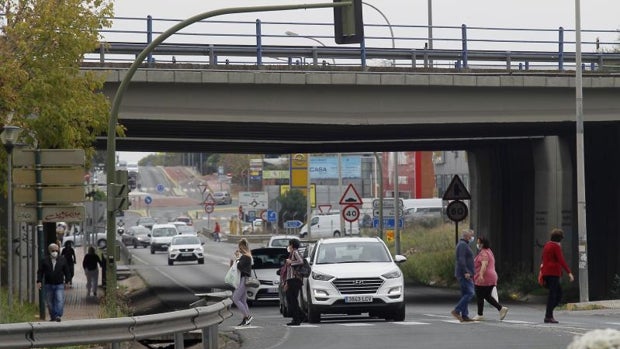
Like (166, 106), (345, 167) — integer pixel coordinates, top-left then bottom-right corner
(333, 0), (364, 44)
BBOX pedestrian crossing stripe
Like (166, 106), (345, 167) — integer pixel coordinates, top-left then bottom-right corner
(339, 323), (375, 327)
(394, 321), (431, 325)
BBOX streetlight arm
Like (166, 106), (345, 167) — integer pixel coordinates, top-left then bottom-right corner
(362, 2), (395, 49)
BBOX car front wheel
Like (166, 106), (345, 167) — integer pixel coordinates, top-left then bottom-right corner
(168, 258), (173, 266)
(307, 296), (321, 323)
(385, 303), (406, 322)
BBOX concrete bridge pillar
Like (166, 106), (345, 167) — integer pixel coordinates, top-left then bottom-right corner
(532, 136), (575, 270)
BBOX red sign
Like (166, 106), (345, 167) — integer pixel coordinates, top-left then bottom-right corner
(205, 204), (214, 214)
(342, 204), (360, 223)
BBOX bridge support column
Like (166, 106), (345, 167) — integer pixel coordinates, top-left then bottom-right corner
(532, 136), (574, 268)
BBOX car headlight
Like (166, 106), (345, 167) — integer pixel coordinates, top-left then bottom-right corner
(382, 269), (402, 279)
(311, 271), (334, 281)
(169, 248), (179, 254)
(195, 247), (203, 253)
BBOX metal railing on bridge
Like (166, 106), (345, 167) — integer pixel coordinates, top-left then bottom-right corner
(86, 16), (620, 71)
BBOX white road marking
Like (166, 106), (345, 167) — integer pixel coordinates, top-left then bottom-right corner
(339, 323), (375, 327)
(394, 321), (431, 325)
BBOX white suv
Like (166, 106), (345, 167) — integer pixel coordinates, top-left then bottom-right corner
(301, 237), (406, 323)
(149, 224), (179, 254)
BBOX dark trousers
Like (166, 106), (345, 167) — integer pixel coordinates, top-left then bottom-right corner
(475, 285), (502, 315)
(543, 275), (562, 318)
(285, 278), (303, 323)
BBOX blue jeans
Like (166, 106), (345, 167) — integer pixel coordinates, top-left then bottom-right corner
(455, 276), (474, 318)
(44, 283), (65, 320)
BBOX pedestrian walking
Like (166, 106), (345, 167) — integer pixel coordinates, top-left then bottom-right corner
(541, 228), (574, 323)
(231, 238), (254, 326)
(284, 238), (305, 326)
(214, 221), (221, 242)
(473, 236), (509, 321)
(61, 241), (76, 287)
(36, 243), (71, 322)
(451, 229), (476, 322)
(82, 246), (103, 297)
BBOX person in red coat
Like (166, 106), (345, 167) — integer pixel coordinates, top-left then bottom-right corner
(541, 228), (574, 323)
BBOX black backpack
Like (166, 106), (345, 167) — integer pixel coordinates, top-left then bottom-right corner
(294, 259), (311, 278)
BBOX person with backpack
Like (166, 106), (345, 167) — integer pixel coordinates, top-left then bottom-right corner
(284, 238), (305, 326)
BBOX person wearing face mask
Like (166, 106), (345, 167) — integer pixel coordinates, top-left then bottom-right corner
(36, 243), (71, 322)
(284, 238), (305, 326)
(541, 228), (574, 324)
(472, 236), (509, 321)
(451, 229), (476, 322)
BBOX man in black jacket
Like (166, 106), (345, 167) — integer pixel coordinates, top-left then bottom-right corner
(36, 243), (71, 321)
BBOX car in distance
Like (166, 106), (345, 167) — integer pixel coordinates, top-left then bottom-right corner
(167, 235), (204, 265)
(174, 215), (193, 226)
(177, 225), (197, 236)
(121, 225), (151, 248)
(136, 216), (157, 230)
(247, 247), (289, 304)
(212, 191), (232, 205)
(267, 235), (299, 248)
(149, 224), (179, 254)
(300, 237), (407, 323)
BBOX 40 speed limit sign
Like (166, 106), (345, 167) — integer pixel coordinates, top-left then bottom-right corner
(446, 200), (468, 222)
(342, 204), (360, 223)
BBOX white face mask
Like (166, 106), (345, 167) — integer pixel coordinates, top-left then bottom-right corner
(51, 251), (58, 258)
(287, 246), (292, 253)
(469, 236), (475, 243)
(476, 244), (481, 250)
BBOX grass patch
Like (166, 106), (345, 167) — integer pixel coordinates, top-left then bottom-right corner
(0, 289), (40, 323)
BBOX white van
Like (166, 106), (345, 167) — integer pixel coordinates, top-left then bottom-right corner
(401, 198), (447, 226)
(299, 212), (359, 238)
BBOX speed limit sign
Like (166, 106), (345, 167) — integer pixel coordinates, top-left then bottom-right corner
(205, 204), (214, 214)
(342, 204), (360, 223)
(446, 200), (468, 222)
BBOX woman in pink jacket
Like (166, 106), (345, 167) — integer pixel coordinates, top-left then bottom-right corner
(473, 236), (509, 321)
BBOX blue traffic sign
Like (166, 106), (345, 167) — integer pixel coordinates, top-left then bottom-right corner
(156, 184), (165, 193)
(267, 210), (277, 223)
(144, 195), (153, 205)
(284, 220), (303, 229)
(372, 218), (404, 229)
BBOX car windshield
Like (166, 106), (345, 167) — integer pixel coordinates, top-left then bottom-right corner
(251, 248), (288, 269)
(315, 241), (391, 264)
(177, 226), (196, 235)
(152, 228), (177, 237)
(172, 236), (200, 245)
(138, 218), (156, 225)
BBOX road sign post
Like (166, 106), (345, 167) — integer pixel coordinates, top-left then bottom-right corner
(443, 175), (472, 244)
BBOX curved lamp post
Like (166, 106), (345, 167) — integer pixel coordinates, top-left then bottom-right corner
(285, 30), (336, 65)
(1, 124), (22, 306)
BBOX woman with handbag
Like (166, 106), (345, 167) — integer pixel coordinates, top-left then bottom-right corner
(230, 238), (254, 326)
(284, 239), (305, 326)
(541, 228), (574, 324)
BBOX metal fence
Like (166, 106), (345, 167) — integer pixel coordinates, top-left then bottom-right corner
(0, 292), (232, 349)
(86, 15), (620, 70)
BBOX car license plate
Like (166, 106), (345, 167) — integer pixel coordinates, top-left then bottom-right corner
(268, 288), (277, 293)
(344, 296), (373, 303)
(182, 252), (192, 257)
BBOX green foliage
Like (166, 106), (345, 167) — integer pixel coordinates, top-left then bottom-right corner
(276, 189), (307, 227)
(610, 274), (620, 299)
(0, 0), (117, 171)
(395, 224), (457, 287)
(0, 289), (40, 323)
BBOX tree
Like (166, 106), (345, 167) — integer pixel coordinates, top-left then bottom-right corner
(276, 190), (307, 228)
(0, 0), (117, 172)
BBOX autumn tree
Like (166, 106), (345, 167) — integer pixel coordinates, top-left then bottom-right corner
(0, 0), (115, 171)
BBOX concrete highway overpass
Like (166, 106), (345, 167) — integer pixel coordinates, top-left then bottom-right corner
(92, 66), (620, 300)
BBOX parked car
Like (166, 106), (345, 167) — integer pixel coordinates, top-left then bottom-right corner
(121, 225), (151, 248)
(136, 216), (157, 230)
(300, 237), (406, 323)
(267, 235), (299, 248)
(247, 247), (289, 304)
(149, 224), (179, 254)
(299, 212), (359, 238)
(213, 191), (232, 205)
(167, 235), (204, 265)
(62, 228), (107, 249)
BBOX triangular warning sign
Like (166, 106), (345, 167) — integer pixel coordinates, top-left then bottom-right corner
(442, 175), (471, 200)
(204, 193), (216, 205)
(339, 183), (363, 205)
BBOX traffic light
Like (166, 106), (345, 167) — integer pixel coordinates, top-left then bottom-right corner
(333, 0), (364, 44)
(110, 170), (130, 211)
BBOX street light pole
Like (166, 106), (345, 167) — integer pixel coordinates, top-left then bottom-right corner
(2, 125), (22, 306)
(285, 31), (336, 65)
(574, 0), (589, 302)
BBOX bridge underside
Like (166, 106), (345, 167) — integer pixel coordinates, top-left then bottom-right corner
(93, 76), (620, 300)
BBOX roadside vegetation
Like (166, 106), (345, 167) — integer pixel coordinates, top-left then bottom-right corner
(380, 221), (556, 301)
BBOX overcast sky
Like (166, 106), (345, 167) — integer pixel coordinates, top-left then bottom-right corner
(113, 0), (619, 163)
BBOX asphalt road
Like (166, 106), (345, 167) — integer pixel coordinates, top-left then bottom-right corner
(126, 238), (620, 349)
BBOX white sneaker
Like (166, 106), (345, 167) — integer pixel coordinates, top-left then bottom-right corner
(472, 315), (484, 321)
(499, 307), (509, 320)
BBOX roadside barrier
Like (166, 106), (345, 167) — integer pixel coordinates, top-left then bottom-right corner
(0, 292), (232, 349)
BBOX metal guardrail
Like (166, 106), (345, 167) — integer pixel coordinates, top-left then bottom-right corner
(0, 292), (233, 349)
(82, 16), (620, 71)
